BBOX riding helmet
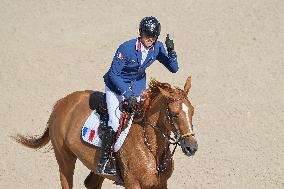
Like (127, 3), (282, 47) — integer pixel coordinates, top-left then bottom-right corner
(139, 16), (161, 37)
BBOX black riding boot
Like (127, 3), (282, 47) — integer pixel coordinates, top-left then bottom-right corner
(97, 126), (117, 176)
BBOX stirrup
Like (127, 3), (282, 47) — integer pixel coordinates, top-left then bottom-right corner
(97, 156), (117, 176)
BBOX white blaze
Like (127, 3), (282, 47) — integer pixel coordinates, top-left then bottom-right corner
(182, 103), (193, 133)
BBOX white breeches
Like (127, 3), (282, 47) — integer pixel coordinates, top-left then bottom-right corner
(105, 85), (140, 132)
(105, 86), (124, 132)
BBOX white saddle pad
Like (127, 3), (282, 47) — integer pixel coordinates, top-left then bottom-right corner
(81, 110), (133, 152)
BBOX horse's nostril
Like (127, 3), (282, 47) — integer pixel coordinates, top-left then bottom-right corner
(186, 147), (192, 153)
(186, 146), (197, 154)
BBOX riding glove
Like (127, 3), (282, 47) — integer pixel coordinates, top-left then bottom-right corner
(123, 95), (137, 113)
(165, 34), (174, 52)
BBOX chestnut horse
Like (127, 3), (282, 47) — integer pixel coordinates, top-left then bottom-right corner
(13, 77), (197, 189)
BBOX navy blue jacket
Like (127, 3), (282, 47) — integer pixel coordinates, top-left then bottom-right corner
(103, 38), (179, 98)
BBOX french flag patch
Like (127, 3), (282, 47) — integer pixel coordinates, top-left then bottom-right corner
(82, 127), (96, 142)
(115, 51), (124, 60)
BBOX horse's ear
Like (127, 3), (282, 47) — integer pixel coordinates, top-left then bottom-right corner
(158, 87), (172, 98)
(184, 76), (192, 95)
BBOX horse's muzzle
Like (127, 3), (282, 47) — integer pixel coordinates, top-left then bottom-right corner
(180, 138), (198, 156)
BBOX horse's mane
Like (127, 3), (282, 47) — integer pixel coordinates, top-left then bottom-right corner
(139, 78), (186, 110)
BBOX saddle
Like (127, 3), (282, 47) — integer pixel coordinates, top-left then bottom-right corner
(89, 91), (108, 118)
(88, 91), (144, 141)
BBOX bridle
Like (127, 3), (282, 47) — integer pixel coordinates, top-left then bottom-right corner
(166, 97), (195, 140)
(142, 96), (195, 175)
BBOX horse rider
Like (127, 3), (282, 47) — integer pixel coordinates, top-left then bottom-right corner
(98, 16), (179, 176)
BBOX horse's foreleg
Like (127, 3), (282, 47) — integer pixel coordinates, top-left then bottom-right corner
(84, 171), (104, 189)
(54, 148), (77, 189)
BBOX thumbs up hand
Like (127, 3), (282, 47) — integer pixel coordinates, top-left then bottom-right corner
(165, 34), (174, 52)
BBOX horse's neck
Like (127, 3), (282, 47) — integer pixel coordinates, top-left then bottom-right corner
(118, 94), (170, 166)
(144, 95), (170, 157)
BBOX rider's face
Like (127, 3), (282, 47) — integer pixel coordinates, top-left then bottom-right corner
(140, 32), (158, 48)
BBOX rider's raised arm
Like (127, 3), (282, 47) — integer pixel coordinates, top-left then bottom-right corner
(108, 45), (133, 98)
(156, 41), (179, 73)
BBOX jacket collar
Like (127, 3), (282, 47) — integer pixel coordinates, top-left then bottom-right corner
(135, 38), (141, 51)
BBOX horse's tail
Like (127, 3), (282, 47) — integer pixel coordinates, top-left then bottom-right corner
(11, 126), (50, 150)
(11, 99), (60, 150)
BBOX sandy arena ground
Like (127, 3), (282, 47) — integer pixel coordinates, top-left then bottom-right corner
(1, 0), (283, 188)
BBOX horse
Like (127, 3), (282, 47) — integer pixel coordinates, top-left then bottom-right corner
(12, 76), (198, 189)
